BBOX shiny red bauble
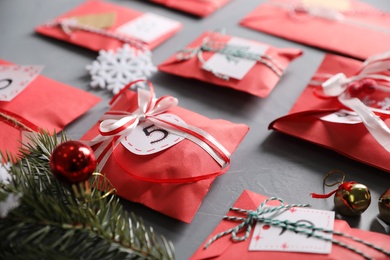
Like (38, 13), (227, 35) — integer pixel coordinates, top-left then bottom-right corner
(50, 141), (97, 184)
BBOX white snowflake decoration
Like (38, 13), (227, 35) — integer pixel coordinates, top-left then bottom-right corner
(86, 44), (157, 94)
(378, 97), (390, 110)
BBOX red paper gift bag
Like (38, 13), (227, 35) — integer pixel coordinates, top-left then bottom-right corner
(81, 82), (249, 223)
(158, 31), (302, 98)
(240, 0), (390, 60)
(269, 52), (390, 173)
(35, 0), (182, 51)
(0, 59), (101, 158)
(190, 190), (390, 259)
(149, 0), (231, 17)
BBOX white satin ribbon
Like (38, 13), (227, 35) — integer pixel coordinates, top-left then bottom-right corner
(311, 51), (390, 152)
(87, 83), (231, 169)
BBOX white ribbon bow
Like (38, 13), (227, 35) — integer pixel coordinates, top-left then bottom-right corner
(311, 51), (390, 152)
(88, 81), (231, 170)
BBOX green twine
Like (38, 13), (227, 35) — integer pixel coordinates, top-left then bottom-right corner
(204, 197), (390, 260)
(176, 31), (285, 80)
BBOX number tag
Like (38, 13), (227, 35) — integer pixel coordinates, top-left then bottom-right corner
(0, 65), (43, 101)
(121, 113), (186, 155)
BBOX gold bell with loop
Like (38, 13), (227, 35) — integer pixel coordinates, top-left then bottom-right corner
(378, 188), (390, 224)
(311, 170), (371, 216)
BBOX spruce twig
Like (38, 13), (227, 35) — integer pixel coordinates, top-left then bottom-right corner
(0, 131), (174, 259)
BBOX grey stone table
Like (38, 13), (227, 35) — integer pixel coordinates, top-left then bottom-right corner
(1, 0), (389, 259)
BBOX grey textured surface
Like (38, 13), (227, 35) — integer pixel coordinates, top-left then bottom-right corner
(1, 0), (389, 259)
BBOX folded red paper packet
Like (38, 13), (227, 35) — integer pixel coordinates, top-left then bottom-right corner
(269, 51), (390, 172)
(190, 190), (390, 259)
(240, 0), (390, 60)
(158, 31), (302, 97)
(81, 81), (249, 223)
(0, 59), (101, 159)
(35, 0), (182, 51)
(148, 0), (231, 17)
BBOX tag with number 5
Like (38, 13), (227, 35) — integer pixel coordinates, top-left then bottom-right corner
(121, 113), (186, 155)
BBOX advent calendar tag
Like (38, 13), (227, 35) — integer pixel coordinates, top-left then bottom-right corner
(249, 207), (334, 254)
(115, 13), (181, 43)
(203, 37), (268, 80)
(0, 65), (43, 101)
(320, 109), (362, 124)
(121, 113), (186, 155)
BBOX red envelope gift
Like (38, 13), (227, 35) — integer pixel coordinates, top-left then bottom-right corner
(158, 31), (302, 98)
(35, 0), (182, 51)
(269, 52), (390, 172)
(240, 0), (390, 60)
(190, 190), (390, 259)
(81, 81), (249, 223)
(0, 59), (101, 159)
(149, 0), (231, 17)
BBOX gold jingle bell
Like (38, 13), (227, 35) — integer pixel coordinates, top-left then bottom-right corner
(310, 170), (371, 217)
(333, 182), (371, 216)
(378, 188), (390, 224)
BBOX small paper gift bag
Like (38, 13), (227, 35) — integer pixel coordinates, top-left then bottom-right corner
(158, 31), (302, 98)
(148, 0), (231, 17)
(190, 190), (390, 259)
(269, 51), (390, 172)
(81, 81), (249, 223)
(35, 0), (182, 51)
(0, 59), (101, 158)
(240, 0), (390, 60)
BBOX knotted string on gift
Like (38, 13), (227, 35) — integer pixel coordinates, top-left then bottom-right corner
(85, 80), (231, 183)
(310, 51), (390, 154)
(0, 108), (40, 133)
(263, 0), (390, 35)
(310, 170), (356, 199)
(204, 196), (390, 260)
(176, 30), (285, 80)
(45, 18), (148, 51)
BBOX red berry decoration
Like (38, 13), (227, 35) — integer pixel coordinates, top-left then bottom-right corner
(360, 78), (377, 94)
(50, 141), (97, 184)
(347, 81), (362, 96)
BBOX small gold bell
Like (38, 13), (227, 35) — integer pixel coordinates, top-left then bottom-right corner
(311, 170), (371, 217)
(334, 182), (371, 216)
(378, 188), (390, 224)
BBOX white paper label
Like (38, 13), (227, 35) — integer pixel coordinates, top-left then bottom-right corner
(121, 113), (186, 155)
(203, 37), (268, 80)
(249, 207), (334, 254)
(115, 13), (181, 43)
(0, 65), (43, 101)
(320, 109), (362, 124)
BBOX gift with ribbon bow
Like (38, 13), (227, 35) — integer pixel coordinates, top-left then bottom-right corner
(269, 51), (390, 173)
(147, 0), (231, 17)
(190, 190), (390, 259)
(240, 0), (390, 60)
(81, 80), (249, 223)
(35, 1), (182, 52)
(0, 59), (101, 160)
(158, 31), (302, 97)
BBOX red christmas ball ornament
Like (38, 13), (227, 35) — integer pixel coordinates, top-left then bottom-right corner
(50, 141), (97, 184)
(347, 81), (363, 96)
(360, 78), (377, 94)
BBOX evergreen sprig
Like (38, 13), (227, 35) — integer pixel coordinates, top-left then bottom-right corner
(0, 132), (175, 260)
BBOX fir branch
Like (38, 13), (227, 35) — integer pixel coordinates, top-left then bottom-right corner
(0, 132), (175, 259)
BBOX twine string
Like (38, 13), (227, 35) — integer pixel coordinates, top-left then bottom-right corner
(177, 31), (285, 80)
(203, 197), (390, 260)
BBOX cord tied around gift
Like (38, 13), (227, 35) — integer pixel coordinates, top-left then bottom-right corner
(86, 80), (231, 183)
(45, 18), (148, 52)
(310, 50), (390, 154)
(176, 30), (285, 80)
(266, 0), (390, 34)
(204, 196), (390, 260)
